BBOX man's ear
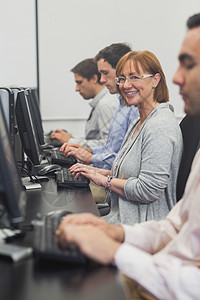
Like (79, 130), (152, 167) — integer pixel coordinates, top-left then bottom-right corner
(91, 74), (98, 84)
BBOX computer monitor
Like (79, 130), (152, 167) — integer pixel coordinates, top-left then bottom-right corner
(28, 88), (45, 145)
(0, 87), (15, 147)
(0, 101), (26, 228)
(11, 87), (44, 146)
(10, 87), (24, 164)
(15, 89), (43, 166)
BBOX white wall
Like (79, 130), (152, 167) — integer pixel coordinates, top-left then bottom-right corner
(0, 0), (37, 87)
(1, 1), (200, 134)
(38, 0), (200, 133)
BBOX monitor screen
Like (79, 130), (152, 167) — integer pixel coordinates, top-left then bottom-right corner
(15, 90), (43, 166)
(0, 87), (15, 147)
(10, 87), (24, 163)
(0, 101), (26, 228)
(28, 88), (45, 145)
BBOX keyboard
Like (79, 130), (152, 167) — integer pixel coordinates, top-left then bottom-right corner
(55, 168), (90, 188)
(50, 149), (77, 166)
(33, 210), (87, 264)
(44, 132), (63, 148)
(46, 138), (63, 148)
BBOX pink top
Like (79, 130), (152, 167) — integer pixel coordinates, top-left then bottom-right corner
(115, 149), (200, 299)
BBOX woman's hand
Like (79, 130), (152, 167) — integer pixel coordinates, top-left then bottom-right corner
(69, 163), (107, 187)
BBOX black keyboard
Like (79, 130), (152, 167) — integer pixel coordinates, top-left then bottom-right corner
(33, 211), (87, 264)
(44, 134), (63, 148)
(50, 148), (77, 166)
(55, 168), (90, 188)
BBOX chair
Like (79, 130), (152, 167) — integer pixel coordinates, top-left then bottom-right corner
(97, 203), (110, 216)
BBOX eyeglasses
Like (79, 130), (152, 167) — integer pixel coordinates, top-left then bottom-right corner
(115, 74), (154, 86)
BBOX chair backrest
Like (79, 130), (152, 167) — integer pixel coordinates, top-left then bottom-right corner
(176, 114), (200, 201)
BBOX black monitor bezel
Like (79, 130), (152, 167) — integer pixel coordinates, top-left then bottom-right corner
(0, 101), (26, 228)
(15, 90), (43, 166)
(28, 88), (45, 145)
(0, 87), (15, 148)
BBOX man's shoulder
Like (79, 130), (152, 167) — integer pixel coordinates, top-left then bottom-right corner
(98, 92), (118, 107)
(180, 114), (200, 133)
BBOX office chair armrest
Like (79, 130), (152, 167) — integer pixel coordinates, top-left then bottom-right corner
(97, 203), (110, 217)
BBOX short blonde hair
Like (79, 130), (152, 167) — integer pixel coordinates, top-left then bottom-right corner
(116, 50), (169, 105)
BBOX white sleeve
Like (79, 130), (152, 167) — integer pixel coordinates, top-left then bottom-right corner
(122, 200), (183, 254)
(115, 243), (200, 300)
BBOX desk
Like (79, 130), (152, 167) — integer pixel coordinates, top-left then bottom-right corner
(0, 179), (127, 300)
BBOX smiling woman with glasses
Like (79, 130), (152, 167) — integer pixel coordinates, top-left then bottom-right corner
(69, 50), (183, 226)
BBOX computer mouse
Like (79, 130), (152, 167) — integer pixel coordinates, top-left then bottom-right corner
(37, 164), (62, 176)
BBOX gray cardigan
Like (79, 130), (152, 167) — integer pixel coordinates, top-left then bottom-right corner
(103, 103), (183, 225)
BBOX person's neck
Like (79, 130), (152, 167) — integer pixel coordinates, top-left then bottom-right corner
(93, 84), (106, 97)
(138, 100), (159, 124)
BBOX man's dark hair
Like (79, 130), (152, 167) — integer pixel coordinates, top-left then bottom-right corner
(95, 43), (131, 69)
(187, 13), (200, 29)
(71, 58), (101, 83)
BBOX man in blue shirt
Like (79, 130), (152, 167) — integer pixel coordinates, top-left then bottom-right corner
(61, 43), (139, 170)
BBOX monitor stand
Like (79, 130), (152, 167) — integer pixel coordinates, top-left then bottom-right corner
(21, 177), (42, 190)
(0, 242), (32, 262)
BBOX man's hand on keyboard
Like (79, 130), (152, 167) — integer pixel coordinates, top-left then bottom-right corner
(60, 143), (92, 153)
(50, 129), (73, 144)
(60, 143), (93, 164)
(56, 213), (125, 242)
(56, 223), (121, 265)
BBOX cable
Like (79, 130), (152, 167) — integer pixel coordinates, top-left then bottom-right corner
(17, 160), (42, 184)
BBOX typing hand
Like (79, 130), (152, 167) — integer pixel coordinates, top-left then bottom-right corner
(61, 144), (93, 164)
(50, 129), (73, 143)
(57, 212), (125, 242)
(69, 163), (105, 186)
(56, 223), (121, 264)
